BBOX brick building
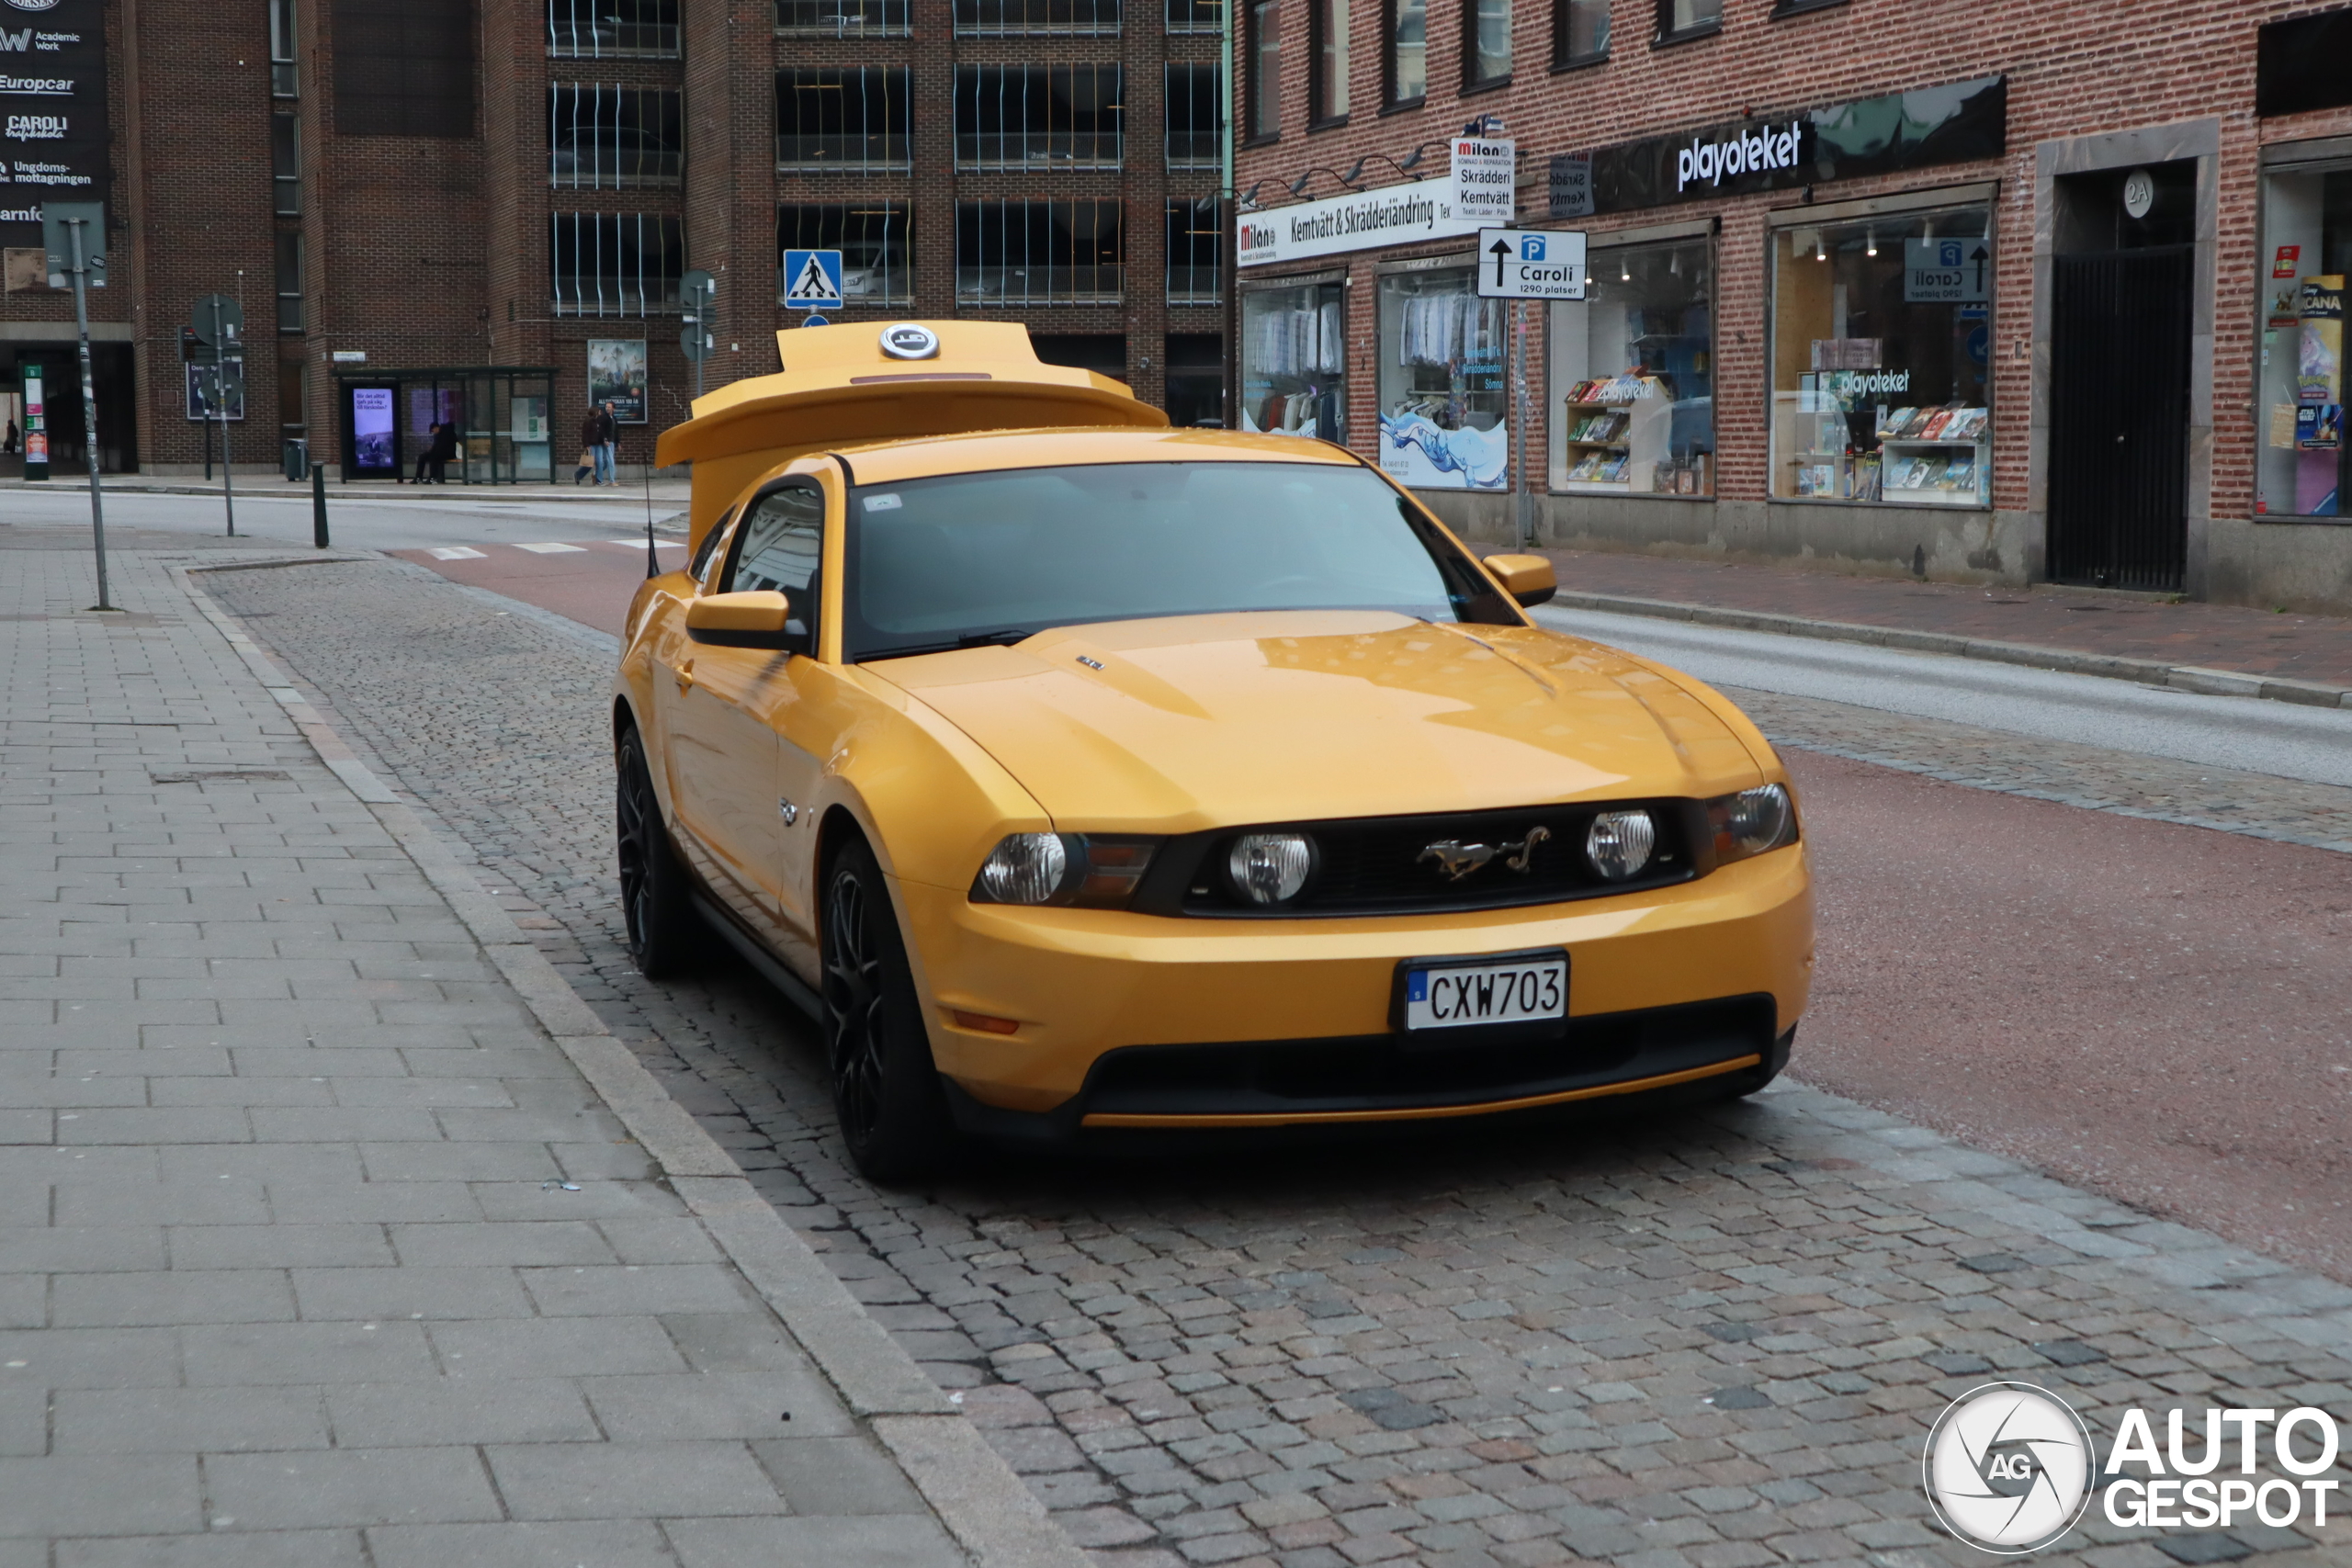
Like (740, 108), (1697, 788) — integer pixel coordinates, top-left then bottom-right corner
(1232, 0), (2352, 614)
(0, 0), (1228, 482)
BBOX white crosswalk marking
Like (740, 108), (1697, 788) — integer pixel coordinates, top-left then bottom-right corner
(514, 542), (590, 554)
(604, 538), (687, 551)
(426, 547), (488, 560)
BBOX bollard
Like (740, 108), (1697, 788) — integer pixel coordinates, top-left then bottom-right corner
(311, 459), (329, 548)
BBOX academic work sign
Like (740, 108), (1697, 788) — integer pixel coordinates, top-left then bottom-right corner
(0, 0), (108, 249)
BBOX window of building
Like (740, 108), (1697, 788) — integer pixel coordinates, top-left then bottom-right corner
(268, 0), (298, 96)
(1166, 0), (1221, 34)
(548, 0), (681, 57)
(1166, 332), (1225, 427)
(956, 66), (1122, 169)
(1311, 0), (1348, 120)
(1248, 0), (1279, 140)
(1656, 0), (1719, 41)
(550, 212), (685, 316)
(956, 199), (1124, 303)
(1242, 277), (1344, 441)
(953, 0), (1120, 36)
(775, 0), (910, 34)
(1550, 235), (1713, 495)
(1166, 197), (1223, 305)
(275, 231), (304, 334)
(1769, 205), (1993, 505)
(2258, 8), (2352, 117)
(279, 357), (307, 436)
(2257, 161), (2352, 517)
(1378, 265), (1507, 489)
(1464, 0), (1508, 87)
(776, 69), (910, 172)
(1164, 64), (1220, 169)
(1032, 334), (1128, 380)
(550, 85), (683, 186)
(778, 202), (912, 302)
(1385, 0), (1425, 105)
(272, 113), (301, 215)
(336, 0), (476, 136)
(1554, 0), (1607, 66)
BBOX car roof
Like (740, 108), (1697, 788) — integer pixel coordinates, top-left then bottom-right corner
(829, 426), (1364, 486)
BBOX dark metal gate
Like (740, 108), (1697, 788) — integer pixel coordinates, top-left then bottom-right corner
(2046, 246), (2193, 592)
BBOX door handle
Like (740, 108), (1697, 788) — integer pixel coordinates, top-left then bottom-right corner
(673, 658), (695, 692)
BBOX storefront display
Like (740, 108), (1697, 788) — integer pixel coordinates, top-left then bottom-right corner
(1549, 236), (1713, 494)
(1240, 278), (1347, 443)
(2256, 162), (2350, 518)
(1769, 205), (1993, 505)
(1376, 264), (1508, 490)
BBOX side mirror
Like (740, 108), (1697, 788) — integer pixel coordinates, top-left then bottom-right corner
(1482, 553), (1557, 608)
(685, 590), (810, 654)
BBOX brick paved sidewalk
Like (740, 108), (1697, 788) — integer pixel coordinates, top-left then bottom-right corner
(0, 543), (1080, 1564)
(1532, 548), (2352, 694)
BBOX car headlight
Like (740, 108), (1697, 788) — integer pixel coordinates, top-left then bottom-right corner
(971, 834), (1159, 908)
(1585, 809), (1656, 881)
(1706, 784), (1797, 864)
(1227, 832), (1314, 905)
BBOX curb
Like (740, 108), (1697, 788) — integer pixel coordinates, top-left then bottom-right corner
(1544, 590), (2352, 711)
(174, 558), (1089, 1568)
(3, 477), (689, 505)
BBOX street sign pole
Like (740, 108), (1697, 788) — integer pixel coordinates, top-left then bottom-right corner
(678, 269), (718, 400)
(1513, 302), (1532, 549)
(210, 296), (237, 538)
(63, 218), (112, 611)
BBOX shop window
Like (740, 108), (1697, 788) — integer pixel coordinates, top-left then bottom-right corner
(272, 113), (300, 216)
(775, 0), (910, 34)
(1248, 0), (1280, 140)
(1166, 332), (1225, 427)
(1550, 236), (1712, 495)
(1167, 0), (1222, 32)
(549, 0), (681, 55)
(1165, 64), (1222, 169)
(1554, 0), (1606, 66)
(777, 202), (912, 302)
(775, 70), (910, 172)
(1311, 0), (1348, 120)
(1166, 197), (1223, 305)
(956, 199), (1124, 303)
(2257, 164), (2352, 518)
(1655, 0), (1718, 42)
(1464, 0), (1508, 87)
(956, 66), (1123, 170)
(275, 231), (304, 334)
(954, 0), (1120, 35)
(335, 0), (475, 137)
(552, 85), (684, 186)
(1385, 0), (1425, 103)
(1377, 265), (1507, 490)
(1242, 278), (1345, 441)
(550, 212), (684, 317)
(268, 0), (298, 96)
(1768, 206), (1992, 506)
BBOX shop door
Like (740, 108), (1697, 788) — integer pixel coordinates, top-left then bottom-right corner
(2046, 246), (2192, 591)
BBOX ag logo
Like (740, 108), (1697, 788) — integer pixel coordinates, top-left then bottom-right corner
(1924, 1382), (2095, 1553)
(877, 322), (940, 361)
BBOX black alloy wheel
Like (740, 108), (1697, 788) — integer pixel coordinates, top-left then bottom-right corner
(822, 839), (956, 1182)
(615, 727), (697, 978)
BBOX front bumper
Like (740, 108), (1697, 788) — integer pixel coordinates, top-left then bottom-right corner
(896, 843), (1812, 1130)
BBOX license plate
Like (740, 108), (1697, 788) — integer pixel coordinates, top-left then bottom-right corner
(1401, 953), (1567, 1032)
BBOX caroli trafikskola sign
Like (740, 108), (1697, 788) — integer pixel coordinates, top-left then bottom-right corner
(0, 0), (109, 246)
(1551, 76), (2006, 219)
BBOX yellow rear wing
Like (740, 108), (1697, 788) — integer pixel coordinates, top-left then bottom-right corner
(656, 320), (1170, 550)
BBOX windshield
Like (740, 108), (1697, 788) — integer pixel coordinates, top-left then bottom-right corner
(842, 460), (1518, 661)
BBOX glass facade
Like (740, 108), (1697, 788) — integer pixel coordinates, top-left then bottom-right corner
(1241, 279), (1346, 442)
(1377, 265), (1508, 490)
(1549, 236), (1712, 495)
(1769, 205), (1992, 505)
(2258, 163), (2350, 518)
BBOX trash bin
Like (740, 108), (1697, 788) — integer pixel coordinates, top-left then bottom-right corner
(283, 437), (309, 481)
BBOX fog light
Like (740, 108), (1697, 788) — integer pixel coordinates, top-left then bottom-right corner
(1586, 810), (1656, 881)
(977, 833), (1067, 904)
(1227, 832), (1313, 904)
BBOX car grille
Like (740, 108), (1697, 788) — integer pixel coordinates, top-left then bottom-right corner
(1128, 800), (1702, 919)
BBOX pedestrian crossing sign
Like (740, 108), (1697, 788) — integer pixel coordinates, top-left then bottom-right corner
(781, 249), (844, 311)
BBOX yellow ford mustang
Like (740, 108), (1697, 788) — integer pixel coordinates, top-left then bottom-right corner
(617, 321), (1812, 1179)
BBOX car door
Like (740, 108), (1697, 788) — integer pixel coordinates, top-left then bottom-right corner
(662, 483), (825, 949)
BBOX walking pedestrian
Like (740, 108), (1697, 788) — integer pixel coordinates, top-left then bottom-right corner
(594, 400), (619, 486)
(4, 417), (17, 457)
(575, 407), (601, 485)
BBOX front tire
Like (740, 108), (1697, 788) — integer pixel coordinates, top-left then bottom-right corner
(822, 839), (956, 1183)
(616, 727), (697, 979)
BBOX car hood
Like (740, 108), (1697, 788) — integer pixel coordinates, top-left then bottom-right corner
(865, 610), (1768, 829)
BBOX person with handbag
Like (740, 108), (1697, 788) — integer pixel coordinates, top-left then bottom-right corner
(575, 407), (602, 484)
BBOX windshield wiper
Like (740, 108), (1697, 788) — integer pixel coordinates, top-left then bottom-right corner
(861, 628), (1036, 660)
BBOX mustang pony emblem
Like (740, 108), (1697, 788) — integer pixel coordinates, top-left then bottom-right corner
(1418, 827), (1551, 881)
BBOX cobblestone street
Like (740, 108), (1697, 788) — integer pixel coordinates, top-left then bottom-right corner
(200, 552), (2352, 1567)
